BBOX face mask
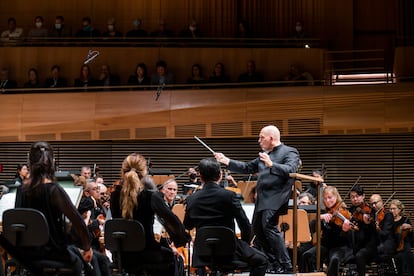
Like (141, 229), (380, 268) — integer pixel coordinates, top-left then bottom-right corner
(35, 22), (43, 28)
(107, 25), (114, 31)
(296, 26), (302, 32)
(83, 25), (91, 32)
(190, 173), (197, 180)
(55, 23), (62, 30)
(189, 26), (196, 32)
(133, 20), (141, 27)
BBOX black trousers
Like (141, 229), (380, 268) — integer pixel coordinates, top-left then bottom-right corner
(252, 209), (291, 269)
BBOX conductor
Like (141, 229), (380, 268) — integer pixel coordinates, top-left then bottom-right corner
(215, 125), (300, 273)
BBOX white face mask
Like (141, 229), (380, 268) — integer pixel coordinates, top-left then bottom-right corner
(35, 22), (43, 28)
(55, 23), (62, 30)
(296, 26), (302, 32)
(107, 25), (115, 31)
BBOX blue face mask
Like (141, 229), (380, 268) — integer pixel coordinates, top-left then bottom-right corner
(133, 20), (141, 27)
(83, 25), (91, 32)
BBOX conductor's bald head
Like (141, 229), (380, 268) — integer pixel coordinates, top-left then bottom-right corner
(198, 158), (221, 183)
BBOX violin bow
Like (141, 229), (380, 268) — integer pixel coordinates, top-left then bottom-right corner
(376, 191), (396, 215)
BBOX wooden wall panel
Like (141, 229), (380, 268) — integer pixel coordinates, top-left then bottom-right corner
(1, 83), (414, 142)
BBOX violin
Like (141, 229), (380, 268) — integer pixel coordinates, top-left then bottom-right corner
(352, 202), (372, 224)
(374, 207), (386, 229)
(328, 202), (358, 230)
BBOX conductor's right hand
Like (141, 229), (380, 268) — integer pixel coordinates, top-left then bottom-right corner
(214, 152), (230, 166)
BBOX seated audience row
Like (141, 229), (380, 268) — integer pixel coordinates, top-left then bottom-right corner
(1, 16), (311, 41)
(0, 61), (314, 90)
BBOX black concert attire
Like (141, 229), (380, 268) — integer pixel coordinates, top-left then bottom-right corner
(349, 204), (377, 276)
(44, 77), (68, 88)
(110, 177), (189, 275)
(184, 181), (267, 276)
(226, 143), (300, 273)
(393, 216), (414, 276)
(375, 209), (396, 257)
(302, 216), (353, 275)
(8, 183), (91, 275)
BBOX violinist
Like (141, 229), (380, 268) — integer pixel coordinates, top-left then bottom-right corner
(389, 199), (414, 276)
(369, 194), (396, 257)
(302, 186), (353, 276)
(348, 185), (377, 276)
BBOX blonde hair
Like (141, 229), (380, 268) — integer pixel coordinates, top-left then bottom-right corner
(389, 199), (405, 215)
(322, 185), (347, 210)
(120, 153), (147, 219)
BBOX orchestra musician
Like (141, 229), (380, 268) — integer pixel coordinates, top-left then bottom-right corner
(348, 184), (377, 276)
(159, 178), (186, 275)
(369, 194), (396, 257)
(184, 158), (268, 276)
(302, 186), (353, 276)
(389, 199), (414, 276)
(110, 153), (190, 275)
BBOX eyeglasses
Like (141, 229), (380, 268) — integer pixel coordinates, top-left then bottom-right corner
(389, 207), (398, 210)
(371, 201), (380, 206)
(88, 186), (100, 191)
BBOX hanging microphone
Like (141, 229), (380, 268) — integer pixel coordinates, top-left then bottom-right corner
(84, 49), (100, 64)
(155, 83), (165, 101)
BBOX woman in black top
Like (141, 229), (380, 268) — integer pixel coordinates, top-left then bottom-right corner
(13, 141), (92, 275)
(110, 153), (189, 275)
(13, 163), (29, 187)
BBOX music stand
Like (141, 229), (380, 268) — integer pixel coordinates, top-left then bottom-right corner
(289, 173), (324, 272)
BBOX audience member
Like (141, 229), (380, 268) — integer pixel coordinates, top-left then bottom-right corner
(293, 20), (307, 39)
(150, 18), (175, 38)
(74, 64), (97, 89)
(238, 60), (264, 83)
(49, 16), (72, 37)
(27, 16), (48, 38)
(127, 63), (151, 86)
(75, 17), (101, 38)
(184, 158), (268, 276)
(125, 19), (148, 38)
(110, 153), (189, 275)
(0, 68), (18, 89)
(97, 64), (121, 88)
(186, 63), (207, 86)
(179, 18), (202, 38)
(236, 20), (253, 38)
(44, 65), (68, 88)
(1, 17), (23, 42)
(10, 141), (92, 275)
(284, 64), (314, 86)
(151, 60), (176, 85)
(102, 18), (123, 39)
(208, 62), (231, 84)
(23, 68), (42, 88)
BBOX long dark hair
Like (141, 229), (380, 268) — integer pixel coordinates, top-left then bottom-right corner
(28, 141), (56, 192)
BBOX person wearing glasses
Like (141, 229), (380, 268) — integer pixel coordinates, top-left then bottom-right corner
(369, 194), (396, 257)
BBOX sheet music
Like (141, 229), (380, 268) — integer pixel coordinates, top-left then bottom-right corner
(0, 186), (83, 221)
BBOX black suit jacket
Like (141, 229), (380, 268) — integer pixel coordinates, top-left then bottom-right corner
(227, 143), (300, 213)
(184, 182), (252, 242)
(184, 182), (253, 267)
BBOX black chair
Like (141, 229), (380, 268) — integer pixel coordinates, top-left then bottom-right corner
(193, 226), (249, 275)
(1, 208), (75, 275)
(104, 218), (174, 275)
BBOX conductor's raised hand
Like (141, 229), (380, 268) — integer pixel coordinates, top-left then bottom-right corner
(214, 152), (230, 166)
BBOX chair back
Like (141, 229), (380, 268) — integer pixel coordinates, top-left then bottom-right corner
(104, 218), (145, 252)
(2, 208), (49, 247)
(194, 226), (237, 266)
